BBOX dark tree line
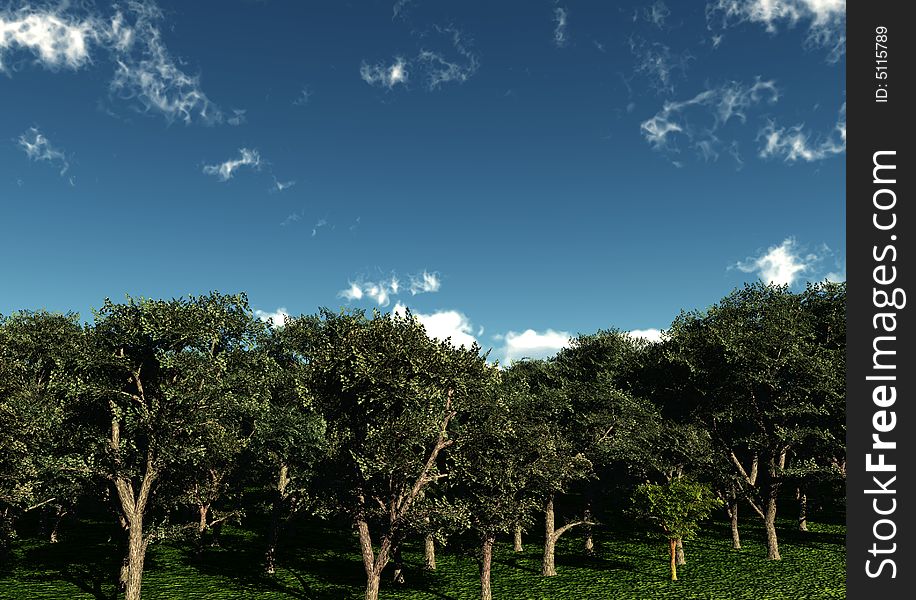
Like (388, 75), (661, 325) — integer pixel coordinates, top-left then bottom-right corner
(0, 281), (845, 600)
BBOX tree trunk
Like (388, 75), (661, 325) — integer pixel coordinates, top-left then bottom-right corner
(668, 538), (677, 581)
(514, 526), (523, 552)
(542, 495), (557, 576)
(583, 499), (594, 555)
(357, 518), (391, 600)
(198, 503), (209, 534)
(265, 463), (289, 574)
(480, 536), (494, 600)
(764, 456), (781, 560)
(727, 484), (741, 549)
(675, 538), (685, 565)
(797, 487), (808, 532)
(365, 572), (381, 600)
(49, 507), (67, 543)
(392, 544), (405, 584)
(123, 516), (148, 600)
(424, 534), (436, 570)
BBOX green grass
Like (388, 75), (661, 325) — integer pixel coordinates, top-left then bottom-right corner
(0, 517), (845, 599)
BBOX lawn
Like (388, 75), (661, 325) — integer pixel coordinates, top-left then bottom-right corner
(0, 516), (845, 599)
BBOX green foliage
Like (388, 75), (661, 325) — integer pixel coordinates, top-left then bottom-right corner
(631, 479), (723, 541)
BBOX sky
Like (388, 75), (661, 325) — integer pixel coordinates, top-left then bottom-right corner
(0, 0), (846, 363)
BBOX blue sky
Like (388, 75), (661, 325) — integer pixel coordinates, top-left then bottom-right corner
(0, 0), (845, 362)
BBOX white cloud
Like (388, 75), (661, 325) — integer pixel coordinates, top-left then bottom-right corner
(707, 0), (845, 61)
(394, 303), (479, 349)
(362, 28), (478, 92)
(0, 11), (94, 71)
(340, 271), (439, 307)
(641, 78), (778, 160)
(17, 127), (69, 175)
(203, 148), (261, 181)
(825, 267), (846, 283)
(501, 329), (571, 364)
(255, 307), (289, 328)
(735, 238), (817, 286)
(409, 271), (440, 295)
(758, 102), (845, 162)
(418, 28), (478, 90)
(628, 328), (664, 343)
(0, 3), (224, 125)
(553, 7), (568, 47)
(360, 56), (409, 89)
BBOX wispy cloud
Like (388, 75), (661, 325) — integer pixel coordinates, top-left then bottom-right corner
(635, 1), (671, 28)
(393, 303), (478, 348)
(361, 27), (478, 92)
(758, 102), (845, 162)
(409, 271), (440, 295)
(280, 209), (305, 227)
(0, 2), (225, 125)
(418, 28), (478, 89)
(360, 56), (409, 89)
(292, 86), (311, 106)
(553, 7), (568, 47)
(339, 270), (441, 307)
(311, 218), (329, 237)
(203, 148), (261, 181)
(734, 238), (825, 286)
(392, 0), (415, 20)
(254, 307), (290, 328)
(17, 127), (69, 175)
(630, 36), (691, 95)
(272, 177), (296, 193)
(641, 78), (778, 161)
(706, 0), (846, 61)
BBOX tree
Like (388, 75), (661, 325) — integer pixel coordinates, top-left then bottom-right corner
(73, 293), (265, 600)
(667, 283), (834, 560)
(250, 321), (325, 574)
(451, 368), (540, 600)
(631, 479), (722, 581)
(0, 311), (87, 555)
(288, 308), (490, 600)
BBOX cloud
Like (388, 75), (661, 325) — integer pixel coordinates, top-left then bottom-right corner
(394, 303), (478, 348)
(272, 177), (296, 192)
(500, 329), (571, 364)
(0, 2), (225, 125)
(628, 328), (664, 343)
(361, 27), (478, 92)
(734, 238), (821, 286)
(418, 28), (478, 89)
(203, 148), (261, 181)
(292, 86), (311, 106)
(254, 307), (289, 328)
(311, 218), (329, 237)
(630, 36), (691, 95)
(641, 78), (778, 160)
(17, 127), (69, 175)
(339, 270), (440, 307)
(360, 56), (409, 89)
(409, 271), (440, 295)
(0, 11), (94, 71)
(758, 102), (845, 162)
(706, 0), (846, 61)
(392, 0), (414, 19)
(636, 1), (671, 28)
(553, 7), (569, 47)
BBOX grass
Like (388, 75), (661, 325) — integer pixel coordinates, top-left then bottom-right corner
(0, 515), (845, 599)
